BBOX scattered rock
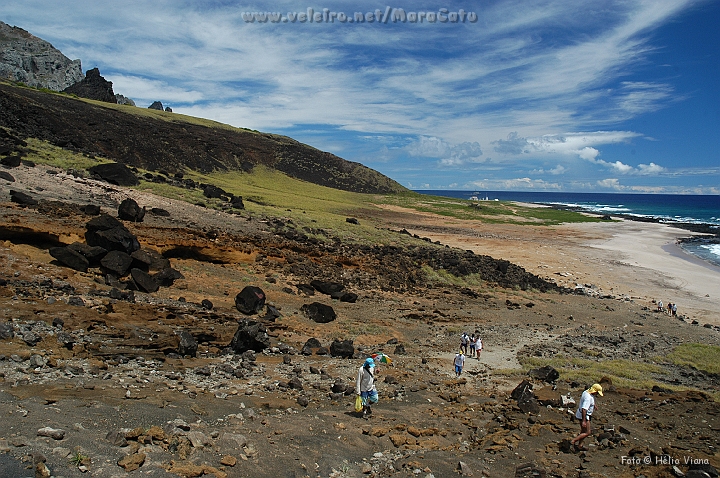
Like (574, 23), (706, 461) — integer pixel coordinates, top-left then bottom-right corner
(37, 427), (65, 440)
(301, 302), (336, 323)
(235, 286), (266, 315)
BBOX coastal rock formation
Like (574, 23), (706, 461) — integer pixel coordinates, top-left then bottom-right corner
(63, 67), (117, 103)
(115, 94), (136, 106)
(0, 20), (83, 90)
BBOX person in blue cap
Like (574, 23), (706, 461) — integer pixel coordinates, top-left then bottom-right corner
(356, 357), (378, 418)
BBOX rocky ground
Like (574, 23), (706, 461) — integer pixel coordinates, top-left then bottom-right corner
(1, 164), (719, 478)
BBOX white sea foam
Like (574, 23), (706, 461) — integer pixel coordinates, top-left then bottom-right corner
(700, 243), (720, 257)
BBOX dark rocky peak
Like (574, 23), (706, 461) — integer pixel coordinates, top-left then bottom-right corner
(148, 101), (164, 110)
(63, 67), (117, 103)
(0, 20), (83, 90)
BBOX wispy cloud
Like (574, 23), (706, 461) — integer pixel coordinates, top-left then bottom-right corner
(2, 0), (714, 193)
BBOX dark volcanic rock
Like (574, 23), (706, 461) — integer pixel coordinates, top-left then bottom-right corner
(10, 190), (37, 205)
(304, 338), (323, 349)
(148, 101), (164, 111)
(150, 207), (170, 217)
(177, 330), (198, 357)
(49, 246), (89, 272)
(131, 249), (170, 272)
(235, 286), (266, 315)
(88, 163), (139, 186)
(229, 320), (270, 353)
(87, 226), (140, 254)
(203, 184), (227, 199)
(118, 198), (145, 222)
(80, 204), (101, 215)
(67, 243), (106, 265)
(0, 171), (15, 182)
(310, 280), (344, 295)
(230, 196), (245, 209)
(130, 268), (159, 293)
(1, 155), (22, 167)
(85, 216), (140, 254)
(101, 251), (134, 276)
(85, 214), (123, 232)
(62, 68), (117, 103)
(329, 339), (354, 358)
(153, 267), (184, 287)
(529, 365), (560, 383)
(301, 302), (336, 323)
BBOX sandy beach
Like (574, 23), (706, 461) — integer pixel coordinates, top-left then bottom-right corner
(377, 204), (720, 326)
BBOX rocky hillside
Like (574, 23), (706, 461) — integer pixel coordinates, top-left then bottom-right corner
(0, 20), (83, 91)
(0, 81), (406, 194)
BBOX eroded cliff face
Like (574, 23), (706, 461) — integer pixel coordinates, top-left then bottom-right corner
(0, 20), (83, 91)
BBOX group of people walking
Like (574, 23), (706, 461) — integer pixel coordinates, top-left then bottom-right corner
(455, 332), (483, 377)
(460, 332), (482, 359)
(356, 351), (606, 456)
(656, 300), (678, 316)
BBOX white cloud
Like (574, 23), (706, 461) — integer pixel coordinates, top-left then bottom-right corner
(468, 177), (563, 191)
(597, 178), (623, 189)
(406, 136), (483, 166)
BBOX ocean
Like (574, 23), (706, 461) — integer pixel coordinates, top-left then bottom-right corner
(414, 190), (720, 267)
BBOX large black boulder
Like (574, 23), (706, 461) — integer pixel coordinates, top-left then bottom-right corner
(235, 286), (266, 315)
(49, 246), (89, 272)
(153, 267), (184, 286)
(130, 268), (159, 293)
(67, 242), (107, 265)
(131, 249), (170, 272)
(329, 339), (355, 358)
(1, 155), (21, 167)
(301, 302), (336, 323)
(85, 214), (123, 232)
(100, 250), (134, 276)
(310, 280), (344, 295)
(88, 163), (139, 186)
(0, 171), (15, 182)
(203, 184), (228, 199)
(85, 214), (140, 253)
(529, 365), (560, 383)
(229, 320), (270, 353)
(118, 198), (145, 222)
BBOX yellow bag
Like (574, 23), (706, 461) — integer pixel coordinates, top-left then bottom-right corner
(355, 395), (363, 412)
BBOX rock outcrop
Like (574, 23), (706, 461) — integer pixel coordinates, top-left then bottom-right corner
(63, 67), (117, 103)
(0, 21), (83, 91)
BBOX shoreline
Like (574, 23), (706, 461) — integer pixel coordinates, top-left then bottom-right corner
(375, 204), (720, 326)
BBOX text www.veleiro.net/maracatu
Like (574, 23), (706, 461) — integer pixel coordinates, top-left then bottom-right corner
(241, 7), (478, 24)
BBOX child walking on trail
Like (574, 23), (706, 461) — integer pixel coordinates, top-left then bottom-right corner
(454, 351), (466, 377)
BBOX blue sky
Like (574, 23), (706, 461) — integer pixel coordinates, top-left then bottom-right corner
(4, 0), (719, 193)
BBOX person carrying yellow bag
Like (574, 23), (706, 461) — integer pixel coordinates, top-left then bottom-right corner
(356, 357), (378, 419)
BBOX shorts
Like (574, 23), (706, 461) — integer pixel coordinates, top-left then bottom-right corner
(360, 390), (378, 405)
(455, 365), (463, 374)
(576, 415), (591, 421)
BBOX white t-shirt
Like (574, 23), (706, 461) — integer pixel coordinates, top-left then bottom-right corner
(575, 390), (596, 419)
(454, 353), (465, 367)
